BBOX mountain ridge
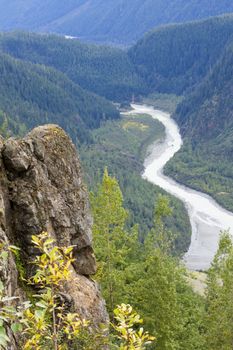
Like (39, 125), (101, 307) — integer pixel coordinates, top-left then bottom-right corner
(0, 0), (233, 45)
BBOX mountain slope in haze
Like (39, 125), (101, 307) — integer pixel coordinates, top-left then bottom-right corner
(165, 43), (233, 211)
(129, 15), (233, 95)
(0, 0), (233, 45)
(0, 32), (143, 101)
(0, 51), (119, 143)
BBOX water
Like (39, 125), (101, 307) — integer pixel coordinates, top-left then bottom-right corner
(129, 104), (233, 271)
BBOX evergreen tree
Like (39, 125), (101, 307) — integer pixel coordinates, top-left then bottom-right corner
(129, 196), (205, 350)
(204, 231), (233, 350)
(92, 173), (205, 349)
(91, 169), (139, 316)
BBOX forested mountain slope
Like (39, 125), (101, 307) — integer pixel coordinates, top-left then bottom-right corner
(129, 15), (233, 95)
(0, 51), (119, 143)
(175, 44), (233, 142)
(1, 15), (233, 214)
(165, 43), (233, 211)
(2, 15), (233, 103)
(0, 32), (143, 101)
(0, 0), (233, 45)
(1, 16), (233, 142)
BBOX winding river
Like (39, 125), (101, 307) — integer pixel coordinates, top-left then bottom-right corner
(129, 104), (233, 271)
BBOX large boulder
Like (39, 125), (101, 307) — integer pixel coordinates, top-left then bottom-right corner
(0, 125), (107, 331)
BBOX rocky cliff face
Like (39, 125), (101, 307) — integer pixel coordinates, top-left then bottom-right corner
(0, 125), (107, 347)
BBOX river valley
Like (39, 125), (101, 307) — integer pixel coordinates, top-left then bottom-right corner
(130, 104), (233, 271)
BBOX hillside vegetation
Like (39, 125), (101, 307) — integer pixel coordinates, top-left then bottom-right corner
(0, 0), (233, 45)
(2, 15), (233, 102)
(80, 112), (192, 255)
(165, 43), (233, 211)
(129, 15), (233, 95)
(0, 32), (144, 101)
(0, 50), (119, 143)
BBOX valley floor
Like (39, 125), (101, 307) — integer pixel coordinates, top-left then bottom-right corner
(80, 111), (192, 255)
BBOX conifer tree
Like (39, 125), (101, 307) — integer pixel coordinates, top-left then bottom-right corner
(91, 169), (139, 315)
(92, 173), (205, 350)
(204, 231), (233, 350)
(130, 196), (205, 350)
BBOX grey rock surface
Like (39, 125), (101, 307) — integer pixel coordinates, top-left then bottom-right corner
(0, 125), (108, 337)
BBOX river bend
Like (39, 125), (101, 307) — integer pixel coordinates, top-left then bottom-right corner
(129, 104), (233, 271)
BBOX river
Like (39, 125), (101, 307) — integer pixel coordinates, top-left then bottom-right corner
(129, 104), (233, 271)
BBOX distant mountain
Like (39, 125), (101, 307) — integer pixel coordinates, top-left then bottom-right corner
(0, 0), (233, 45)
(165, 43), (233, 211)
(2, 15), (233, 104)
(129, 14), (233, 95)
(0, 51), (119, 143)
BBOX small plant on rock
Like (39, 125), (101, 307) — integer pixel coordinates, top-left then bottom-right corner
(21, 232), (89, 350)
(0, 233), (155, 350)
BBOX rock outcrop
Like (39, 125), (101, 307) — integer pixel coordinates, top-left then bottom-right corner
(0, 125), (107, 345)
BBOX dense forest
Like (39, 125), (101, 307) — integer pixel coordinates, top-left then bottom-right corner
(165, 42), (233, 211)
(0, 50), (119, 143)
(0, 32), (144, 101)
(129, 14), (233, 94)
(91, 171), (233, 350)
(1, 14), (233, 102)
(1, 0), (233, 45)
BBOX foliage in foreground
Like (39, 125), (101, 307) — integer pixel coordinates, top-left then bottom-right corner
(0, 232), (154, 350)
(112, 304), (155, 350)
